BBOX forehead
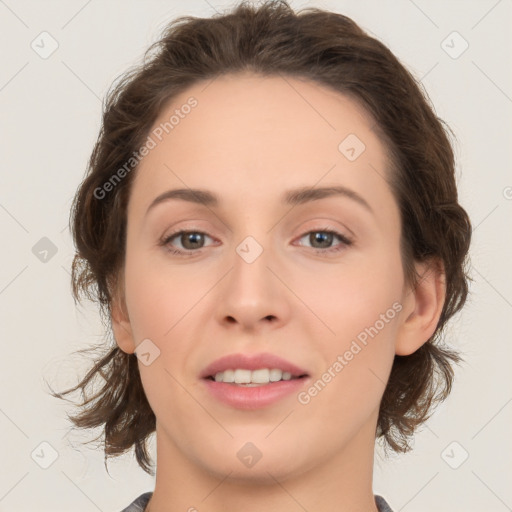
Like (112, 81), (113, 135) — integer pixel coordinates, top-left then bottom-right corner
(131, 73), (393, 212)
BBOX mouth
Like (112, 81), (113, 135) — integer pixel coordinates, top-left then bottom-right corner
(199, 353), (310, 409)
(200, 352), (310, 383)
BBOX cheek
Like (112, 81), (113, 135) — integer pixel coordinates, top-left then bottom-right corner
(296, 245), (402, 402)
(123, 253), (201, 420)
(298, 244), (404, 345)
(297, 273), (401, 442)
(123, 247), (206, 343)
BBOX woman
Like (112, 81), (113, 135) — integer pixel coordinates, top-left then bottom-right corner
(53, 1), (472, 511)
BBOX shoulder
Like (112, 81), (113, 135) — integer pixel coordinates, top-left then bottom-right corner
(375, 494), (394, 512)
(119, 492), (153, 512)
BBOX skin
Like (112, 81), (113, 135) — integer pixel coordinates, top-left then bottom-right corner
(112, 73), (445, 512)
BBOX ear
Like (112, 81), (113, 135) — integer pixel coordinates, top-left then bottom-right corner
(395, 259), (446, 356)
(110, 275), (136, 355)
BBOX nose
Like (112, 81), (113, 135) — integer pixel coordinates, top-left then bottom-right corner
(214, 239), (291, 332)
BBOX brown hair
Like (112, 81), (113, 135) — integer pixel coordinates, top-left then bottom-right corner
(51, 0), (472, 475)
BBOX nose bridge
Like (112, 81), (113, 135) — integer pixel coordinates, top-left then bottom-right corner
(215, 225), (288, 328)
(231, 231), (274, 300)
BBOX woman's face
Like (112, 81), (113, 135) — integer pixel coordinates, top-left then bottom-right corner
(115, 73), (413, 481)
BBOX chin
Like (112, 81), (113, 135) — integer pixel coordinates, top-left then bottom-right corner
(192, 438), (316, 484)
(202, 456), (303, 485)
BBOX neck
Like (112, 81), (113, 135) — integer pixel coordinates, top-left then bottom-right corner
(146, 413), (380, 512)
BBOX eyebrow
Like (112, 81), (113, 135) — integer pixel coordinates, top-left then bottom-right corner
(145, 185), (373, 216)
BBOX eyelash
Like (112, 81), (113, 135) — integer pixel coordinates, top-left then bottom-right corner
(159, 228), (353, 257)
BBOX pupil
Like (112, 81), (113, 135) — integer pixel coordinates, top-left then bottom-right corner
(312, 232), (332, 248)
(183, 232), (203, 249)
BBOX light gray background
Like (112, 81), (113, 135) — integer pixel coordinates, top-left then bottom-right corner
(0, 0), (511, 511)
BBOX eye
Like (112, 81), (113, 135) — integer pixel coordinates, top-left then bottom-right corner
(160, 230), (215, 256)
(295, 229), (353, 254)
(159, 228), (353, 257)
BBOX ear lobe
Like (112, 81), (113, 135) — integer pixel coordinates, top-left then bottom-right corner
(110, 285), (136, 355)
(395, 259), (446, 356)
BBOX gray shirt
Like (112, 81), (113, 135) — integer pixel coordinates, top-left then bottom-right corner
(120, 492), (394, 511)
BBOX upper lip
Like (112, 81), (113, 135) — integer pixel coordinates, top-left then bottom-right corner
(200, 352), (309, 379)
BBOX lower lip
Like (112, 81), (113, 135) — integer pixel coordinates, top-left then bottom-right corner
(202, 378), (309, 409)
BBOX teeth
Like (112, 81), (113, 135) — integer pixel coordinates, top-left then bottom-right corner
(212, 368), (296, 385)
(234, 369), (252, 384)
(222, 369), (235, 382)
